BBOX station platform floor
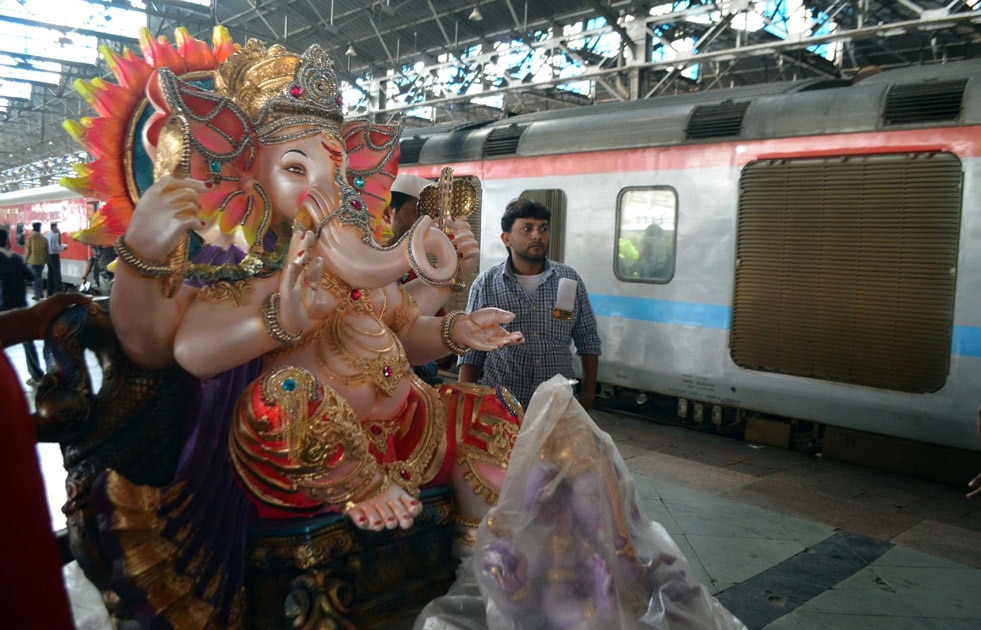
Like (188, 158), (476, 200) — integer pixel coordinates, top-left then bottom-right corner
(592, 407), (981, 630)
(6, 336), (981, 629)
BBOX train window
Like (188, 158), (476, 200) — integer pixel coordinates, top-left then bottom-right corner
(614, 187), (677, 283)
(731, 151), (961, 393)
(518, 189), (566, 263)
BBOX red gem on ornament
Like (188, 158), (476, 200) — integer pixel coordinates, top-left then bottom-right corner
(328, 444), (345, 467)
(290, 85), (304, 97)
(383, 366), (393, 378)
(350, 288), (361, 301)
(370, 425), (382, 435)
(351, 199), (362, 210)
(400, 469), (412, 481)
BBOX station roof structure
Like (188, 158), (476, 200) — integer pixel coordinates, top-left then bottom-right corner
(1, 0), (979, 190)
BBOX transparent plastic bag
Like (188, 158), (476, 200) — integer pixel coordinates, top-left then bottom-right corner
(474, 375), (746, 630)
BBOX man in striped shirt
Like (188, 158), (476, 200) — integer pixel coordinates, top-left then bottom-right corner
(458, 198), (601, 411)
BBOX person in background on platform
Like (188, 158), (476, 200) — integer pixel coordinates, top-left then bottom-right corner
(0, 291), (90, 629)
(458, 197), (602, 410)
(382, 173), (446, 385)
(79, 245), (115, 295)
(45, 221), (68, 296)
(24, 221), (48, 300)
(0, 227), (46, 387)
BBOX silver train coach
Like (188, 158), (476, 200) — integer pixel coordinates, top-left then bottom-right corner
(397, 58), (981, 468)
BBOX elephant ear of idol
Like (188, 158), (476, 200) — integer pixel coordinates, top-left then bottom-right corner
(143, 67), (265, 244)
(343, 118), (402, 240)
(63, 26), (239, 247)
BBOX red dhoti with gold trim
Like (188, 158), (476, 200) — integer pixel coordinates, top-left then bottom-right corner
(230, 365), (522, 518)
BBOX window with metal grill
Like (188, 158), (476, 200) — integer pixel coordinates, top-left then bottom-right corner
(483, 125), (526, 157)
(398, 137), (427, 164)
(731, 152), (961, 393)
(883, 80), (966, 126)
(686, 101), (749, 140)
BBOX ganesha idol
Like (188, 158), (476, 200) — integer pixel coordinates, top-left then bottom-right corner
(62, 27), (524, 626)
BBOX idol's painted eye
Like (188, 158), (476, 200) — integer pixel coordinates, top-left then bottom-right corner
(285, 164), (306, 176)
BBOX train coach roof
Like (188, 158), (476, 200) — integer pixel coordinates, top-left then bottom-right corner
(0, 184), (80, 207)
(403, 78), (823, 164)
(400, 58), (981, 164)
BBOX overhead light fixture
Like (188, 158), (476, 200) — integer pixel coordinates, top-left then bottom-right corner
(469, 6), (483, 21)
(345, 45), (356, 56)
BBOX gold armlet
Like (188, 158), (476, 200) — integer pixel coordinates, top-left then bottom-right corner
(262, 292), (303, 345)
(114, 235), (174, 278)
(440, 310), (472, 356)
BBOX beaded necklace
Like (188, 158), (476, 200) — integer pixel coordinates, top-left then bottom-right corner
(307, 271), (410, 397)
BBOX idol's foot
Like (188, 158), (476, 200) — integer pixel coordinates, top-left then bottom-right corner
(344, 482), (423, 531)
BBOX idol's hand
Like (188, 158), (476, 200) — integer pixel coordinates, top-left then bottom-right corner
(277, 230), (323, 336)
(452, 308), (525, 351)
(482, 538), (529, 596)
(445, 217), (479, 281)
(126, 176), (213, 260)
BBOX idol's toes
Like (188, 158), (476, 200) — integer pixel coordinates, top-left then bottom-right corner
(358, 504), (386, 531)
(405, 496), (424, 517)
(388, 500), (416, 529)
(346, 484), (422, 530)
(345, 507), (371, 530)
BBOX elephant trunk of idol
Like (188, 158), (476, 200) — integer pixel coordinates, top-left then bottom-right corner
(318, 214), (458, 289)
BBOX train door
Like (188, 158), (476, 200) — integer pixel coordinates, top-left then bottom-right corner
(518, 189), (566, 263)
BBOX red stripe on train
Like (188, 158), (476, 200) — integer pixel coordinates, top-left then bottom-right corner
(403, 127), (981, 180)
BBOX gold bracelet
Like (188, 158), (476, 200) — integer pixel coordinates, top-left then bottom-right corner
(114, 235), (174, 278)
(440, 310), (472, 356)
(262, 292), (303, 345)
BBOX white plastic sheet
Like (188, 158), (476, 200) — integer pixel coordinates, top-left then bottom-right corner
(63, 561), (111, 630)
(472, 375), (747, 629)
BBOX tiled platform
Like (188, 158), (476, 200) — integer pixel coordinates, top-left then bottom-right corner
(594, 409), (981, 630)
(8, 335), (981, 629)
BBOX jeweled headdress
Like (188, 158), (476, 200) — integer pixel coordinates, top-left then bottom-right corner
(216, 40), (344, 145)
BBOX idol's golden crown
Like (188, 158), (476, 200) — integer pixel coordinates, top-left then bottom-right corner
(216, 39), (344, 144)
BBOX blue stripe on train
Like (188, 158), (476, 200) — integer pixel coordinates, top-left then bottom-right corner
(589, 294), (731, 329)
(590, 294), (981, 358)
(952, 326), (981, 358)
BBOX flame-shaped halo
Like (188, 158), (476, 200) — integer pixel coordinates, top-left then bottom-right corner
(63, 26), (238, 246)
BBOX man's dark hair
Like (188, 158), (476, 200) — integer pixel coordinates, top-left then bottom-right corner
(0, 226), (9, 248)
(501, 198), (551, 233)
(50, 222), (58, 230)
(32, 221), (42, 231)
(390, 191), (414, 211)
